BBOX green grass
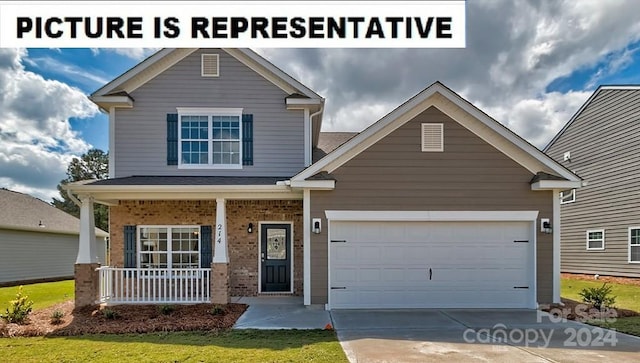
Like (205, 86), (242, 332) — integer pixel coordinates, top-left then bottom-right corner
(0, 330), (347, 363)
(588, 316), (640, 337)
(561, 278), (640, 312)
(562, 277), (640, 337)
(0, 280), (74, 311)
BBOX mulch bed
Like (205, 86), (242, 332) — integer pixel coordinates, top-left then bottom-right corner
(541, 298), (639, 321)
(562, 272), (640, 287)
(1, 301), (247, 337)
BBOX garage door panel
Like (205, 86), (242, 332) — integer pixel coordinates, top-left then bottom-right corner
(330, 220), (534, 309)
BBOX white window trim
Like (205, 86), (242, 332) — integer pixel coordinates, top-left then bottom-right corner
(586, 229), (605, 251)
(177, 107), (243, 169)
(560, 189), (576, 204)
(137, 225), (202, 271)
(629, 227), (640, 263)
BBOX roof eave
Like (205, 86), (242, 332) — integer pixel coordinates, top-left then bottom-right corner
(530, 180), (582, 190)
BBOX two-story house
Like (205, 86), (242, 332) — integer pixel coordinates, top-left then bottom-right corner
(545, 86), (640, 278)
(66, 48), (580, 310)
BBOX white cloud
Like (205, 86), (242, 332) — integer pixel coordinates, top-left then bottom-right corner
(0, 48), (98, 203)
(92, 48), (159, 61)
(259, 0), (640, 148)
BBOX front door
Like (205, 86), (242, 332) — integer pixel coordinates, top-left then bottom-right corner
(260, 223), (291, 292)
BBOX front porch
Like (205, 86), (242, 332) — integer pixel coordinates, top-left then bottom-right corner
(68, 183), (304, 306)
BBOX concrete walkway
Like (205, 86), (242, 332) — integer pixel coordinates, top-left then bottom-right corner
(332, 309), (640, 363)
(232, 296), (332, 330)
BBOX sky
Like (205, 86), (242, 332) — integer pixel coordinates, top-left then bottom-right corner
(1, 1), (640, 203)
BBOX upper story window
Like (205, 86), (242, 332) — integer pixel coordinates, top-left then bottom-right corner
(560, 189), (576, 204)
(177, 108), (242, 169)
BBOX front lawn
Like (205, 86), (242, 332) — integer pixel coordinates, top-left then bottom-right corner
(0, 330), (347, 363)
(589, 316), (640, 337)
(0, 280), (74, 311)
(561, 278), (640, 312)
(561, 277), (640, 337)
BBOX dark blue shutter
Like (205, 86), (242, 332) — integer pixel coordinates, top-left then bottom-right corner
(200, 225), (212, 268)
(167, 113), (178, 165)
(124, 225), (137, 268)
(242, 114), (253, 166)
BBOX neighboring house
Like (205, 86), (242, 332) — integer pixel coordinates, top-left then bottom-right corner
(0, 188), (108, 285)
(545, 86), (640, 278)
(66, 48), (580, 309)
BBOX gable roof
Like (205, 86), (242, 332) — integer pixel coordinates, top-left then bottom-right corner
(293, 82), (581, 187)
(91, 48), (322, 107)
(0, 188), (108, 237)
(543, 85), (640, 152)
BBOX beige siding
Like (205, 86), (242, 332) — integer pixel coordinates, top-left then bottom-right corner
(546, 89), (640, 277)
(310, 106), (554, 304)
(114, 48), (305, 178)
(0, 229), (107, 284)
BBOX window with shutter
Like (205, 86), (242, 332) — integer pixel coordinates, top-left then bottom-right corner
(174, 108), (252, 169)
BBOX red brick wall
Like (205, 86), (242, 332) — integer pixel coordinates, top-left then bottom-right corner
(109, 199), (303, 297)
(110, 200), (217, 268)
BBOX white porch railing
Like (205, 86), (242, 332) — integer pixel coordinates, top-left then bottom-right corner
(97, 267), (211, 304)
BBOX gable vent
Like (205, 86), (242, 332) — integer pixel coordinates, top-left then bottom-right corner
(201, 54), (219, 77)
(421, 123), (444, 152)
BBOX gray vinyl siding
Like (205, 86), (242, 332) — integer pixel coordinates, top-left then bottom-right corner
(114, 49), (304, 178)
(310, 106), (554, 304)
(0, 229), (107, 284)
(546, 89), (640, 277)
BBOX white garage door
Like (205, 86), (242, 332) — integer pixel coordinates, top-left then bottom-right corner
(329, 220), (535, 309)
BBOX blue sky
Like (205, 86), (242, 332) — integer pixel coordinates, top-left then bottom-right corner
(22, 49), (142, 151)
(1, 0), (640, 202)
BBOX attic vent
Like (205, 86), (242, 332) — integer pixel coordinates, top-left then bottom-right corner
(421, 123), (444, 152)
(201, 54), (219, 77)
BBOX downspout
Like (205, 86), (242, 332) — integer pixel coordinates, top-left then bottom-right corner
(308, 102), (324, 163)
(65, 187), (82, 207)
(303, 102), (323, 305)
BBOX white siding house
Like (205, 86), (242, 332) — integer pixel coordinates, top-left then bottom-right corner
(0, 188), (108, 285)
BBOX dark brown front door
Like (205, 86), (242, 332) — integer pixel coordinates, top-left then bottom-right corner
(260, 224), (291, 292)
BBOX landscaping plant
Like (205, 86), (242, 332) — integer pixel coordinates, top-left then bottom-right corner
(158, 304), (175, 315)
(50, 310), (65, 325)
(579, 282), (616, 310)
(0, 286), (34, 324)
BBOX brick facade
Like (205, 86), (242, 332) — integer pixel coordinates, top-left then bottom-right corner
(75, 263), (100, 307)
(226, 200), (303, 297)
(109, 199), (303, 298)
(211, 263), (230, 304)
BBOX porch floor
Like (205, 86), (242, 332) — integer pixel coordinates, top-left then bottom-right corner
(232, 296), (331, 330)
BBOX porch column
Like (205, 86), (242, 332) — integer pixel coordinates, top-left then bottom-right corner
(211, 198), (230, 304)
(75, 195), (100, 307)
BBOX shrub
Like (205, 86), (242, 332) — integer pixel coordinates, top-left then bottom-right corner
(210, 305), (225, 316)
(50, 310), (65, 325)
(579, 283), (616, 310)
(158, 304), (175, 315)
(102, 308), (119, 319)
(0, 286), (34, 324)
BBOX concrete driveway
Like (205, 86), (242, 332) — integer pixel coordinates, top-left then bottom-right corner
(331, 309), (640, 362)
